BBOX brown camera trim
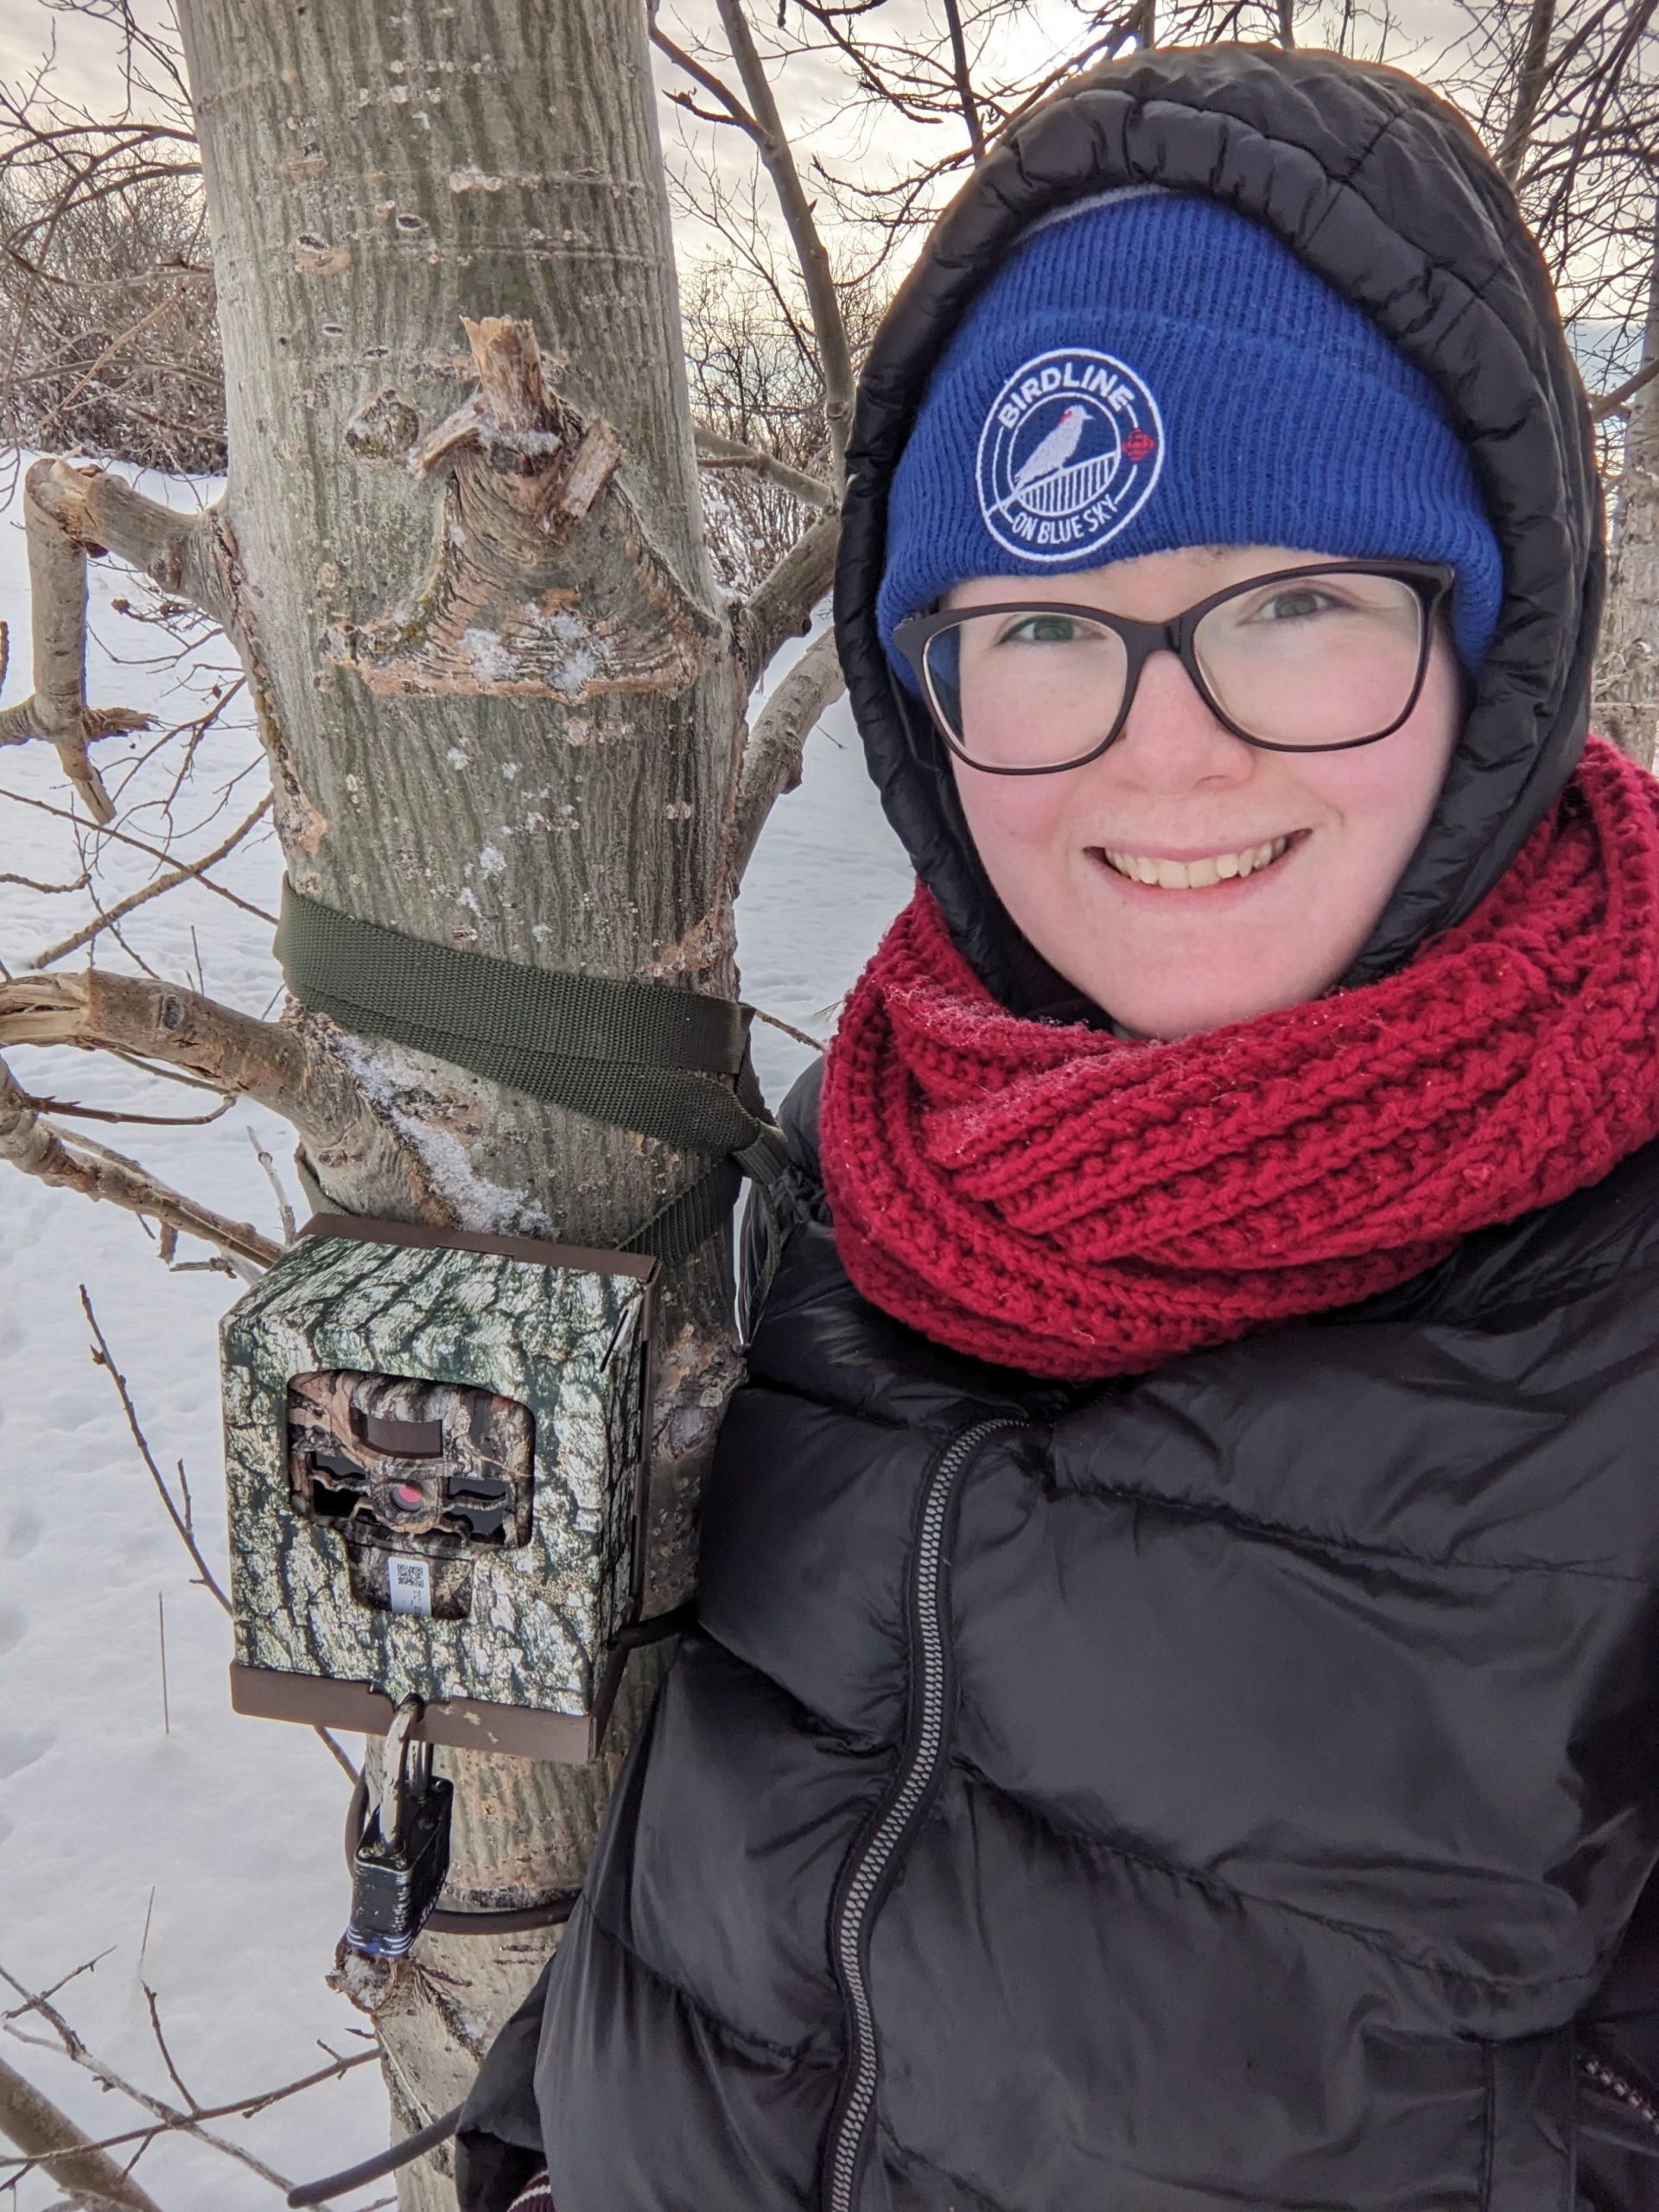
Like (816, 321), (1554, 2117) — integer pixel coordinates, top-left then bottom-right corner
(230, 1661), (602, 1762)
(300, 1211), (659, 1283)
(300, 1208), (661, 1637)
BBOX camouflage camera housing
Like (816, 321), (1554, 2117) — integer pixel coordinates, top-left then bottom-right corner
(220, 1215), (657, 1760)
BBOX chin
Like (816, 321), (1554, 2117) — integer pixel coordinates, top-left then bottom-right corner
(1083, 965), (1336, 1039)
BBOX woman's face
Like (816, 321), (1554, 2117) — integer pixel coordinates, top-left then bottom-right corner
(943, 545), (1465, 1039)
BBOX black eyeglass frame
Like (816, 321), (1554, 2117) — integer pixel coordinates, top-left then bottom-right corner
(891, 559), (1457, 775)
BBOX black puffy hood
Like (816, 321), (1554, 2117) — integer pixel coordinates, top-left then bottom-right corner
(833, 43), (1605, 1007)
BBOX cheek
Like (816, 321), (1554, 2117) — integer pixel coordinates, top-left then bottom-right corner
(950, 765), (1071, 864)
(1297, 651), (1461, 868)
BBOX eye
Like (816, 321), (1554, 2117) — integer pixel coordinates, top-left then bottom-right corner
(998, 612), (1090, 645)
(1249, 585), (1343, 624)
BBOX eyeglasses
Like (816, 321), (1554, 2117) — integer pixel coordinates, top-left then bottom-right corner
(892, 561), (1455, 775)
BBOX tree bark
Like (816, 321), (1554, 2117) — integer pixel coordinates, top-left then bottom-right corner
(164, 2), (750, 2200)
(1598, 205), (1659, 769)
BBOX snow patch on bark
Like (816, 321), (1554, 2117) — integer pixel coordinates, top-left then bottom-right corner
(332, 1033), (561, 1237)
(536, 609), (605, 698)
(462, 626), (518, 685)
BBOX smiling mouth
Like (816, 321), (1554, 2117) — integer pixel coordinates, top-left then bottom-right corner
(1094, 831), (1305, 890)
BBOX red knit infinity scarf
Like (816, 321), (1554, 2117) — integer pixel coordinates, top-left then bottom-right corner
(819, 737), (1659, 1380)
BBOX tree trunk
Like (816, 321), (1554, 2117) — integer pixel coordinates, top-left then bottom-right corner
(1598, 207), (1659, 769)
(168, 2), (754, 2200)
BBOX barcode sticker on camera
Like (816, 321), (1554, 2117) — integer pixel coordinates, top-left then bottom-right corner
(388, 1556), (432, 1617)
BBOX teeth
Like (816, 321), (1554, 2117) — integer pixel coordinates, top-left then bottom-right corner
(1103, 836), (1290, 890)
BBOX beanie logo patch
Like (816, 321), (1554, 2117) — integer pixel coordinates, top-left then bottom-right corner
(976, 348), (1163, 564)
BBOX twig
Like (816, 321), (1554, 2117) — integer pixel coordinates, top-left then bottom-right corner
(140, 1988), (195, 2113)
(940, 0), (986, 156)
(77, 1288), (359, 1780)
(0, 1046), (281, 1270)
(21, 1092), (234, 1128)
(0, 867), (89, 894)
(28, 795), (276, 968)
(34, 281), (196, 439)
(313, 1728), (360, 1783)
(710, 0), (857, 482)
(1592, 352), (1659, 420)
(750, 1004), (827, 1052)
(0, 785), (281, 925)
(0, 1960), (378, 2193)
(2, 1955), (114, 2026)
(79, 1287), (232, 1611)
(247, 1124), (298, 1243)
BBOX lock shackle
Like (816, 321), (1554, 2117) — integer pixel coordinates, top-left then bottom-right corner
(378, 1694), (427, 1851)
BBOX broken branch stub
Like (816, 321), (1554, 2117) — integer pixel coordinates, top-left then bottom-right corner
(0, 455), (246, 823)
(331, 315), (721, 702)
(0, 461), (152, 823)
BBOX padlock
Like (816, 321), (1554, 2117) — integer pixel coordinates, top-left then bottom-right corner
(344, 1696), (454, 1960)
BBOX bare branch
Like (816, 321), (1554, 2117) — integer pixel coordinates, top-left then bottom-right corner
(1592, 351), (1659, 419)
(694, 420), (836, 510)
(27, 455), (239, 631)
(0, 1960), (377, 2196)
(0, 454), (243, 823)
(78, 1292), (356, 1779)
(0, 784), (278, 927)
(247, 1122), (298, 1243)
(28, 794), (276, 969)
(712, 0), (858, 484)
(0, 969), (393, 1172)
(0, 2050), (164, 2212)
(32, 278), (198, 442)
(0, 461), (144, 821)
(0, 1046), (279, 1268)
(941, 0), (988, 156)
(650, 26), (762, 136)
(737, 509), (840, 684)
(750, 1002), (830, 1051)
(79, 1287), (237, 1606)
(1497, 0), (1559, 180)
(140, 1986), (199, 2116)
(18, 1090), (233, 1128)
(729, 628), (846, 882)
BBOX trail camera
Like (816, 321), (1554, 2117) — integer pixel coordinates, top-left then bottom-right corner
(220, 1215), (658, 1760)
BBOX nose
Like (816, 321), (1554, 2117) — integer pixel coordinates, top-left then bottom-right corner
(1102, 644), (1256, 793)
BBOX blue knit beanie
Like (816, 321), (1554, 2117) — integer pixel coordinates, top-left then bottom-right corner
(876, 189), (1503, 677)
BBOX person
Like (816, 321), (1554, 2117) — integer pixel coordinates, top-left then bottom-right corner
(458, 40), (1659, 2212)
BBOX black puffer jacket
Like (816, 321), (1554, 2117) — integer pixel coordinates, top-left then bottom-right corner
(458, 45), (1659, 2212)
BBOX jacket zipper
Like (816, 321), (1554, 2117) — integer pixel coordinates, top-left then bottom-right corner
(1580, 2050), (1659, 2145)
(820, 1417), (1025, 2212)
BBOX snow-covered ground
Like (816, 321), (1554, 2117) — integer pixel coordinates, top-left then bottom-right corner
(0, 462), (907, 2208)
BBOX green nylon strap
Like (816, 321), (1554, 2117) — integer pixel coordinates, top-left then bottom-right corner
(276, 881), (787, 1266)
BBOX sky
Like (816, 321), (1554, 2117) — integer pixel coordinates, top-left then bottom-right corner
(0, 0), (1640, 380)
(3, 0), (1477, 279)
